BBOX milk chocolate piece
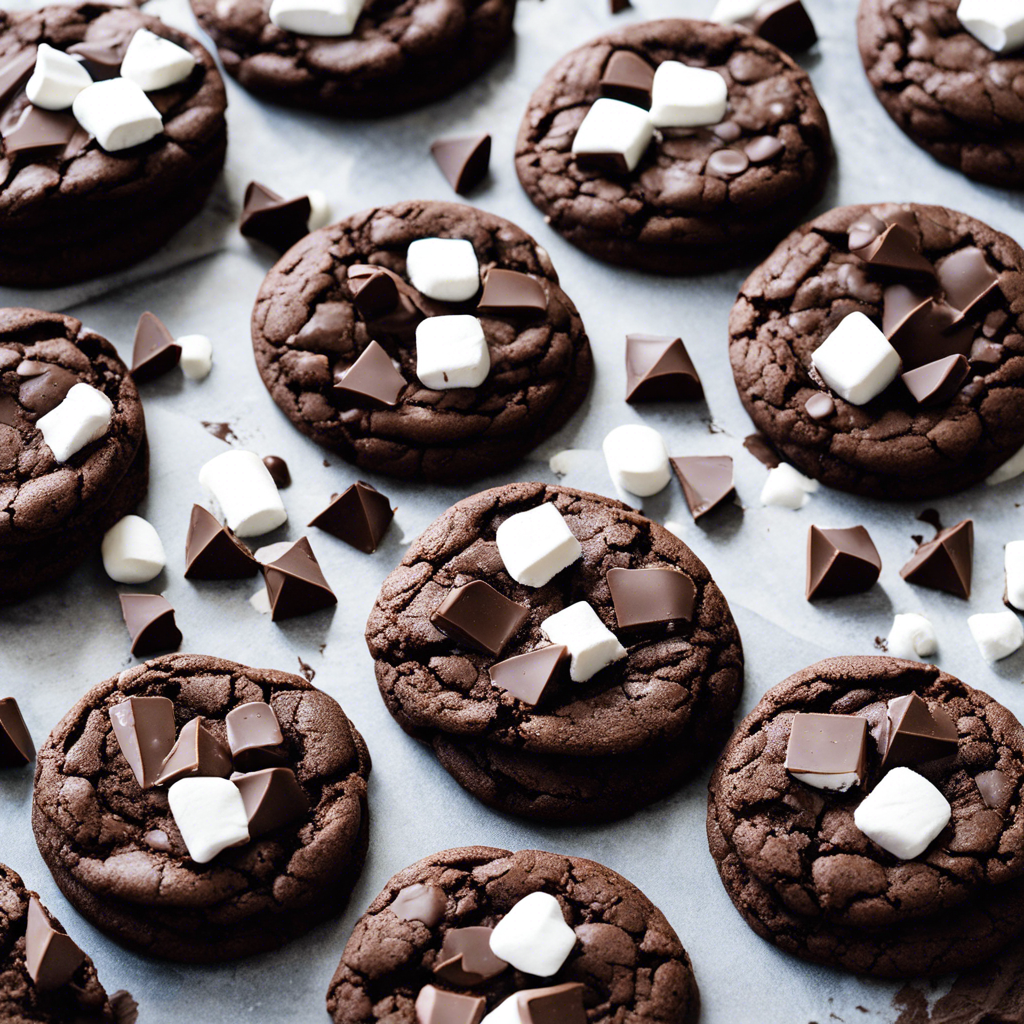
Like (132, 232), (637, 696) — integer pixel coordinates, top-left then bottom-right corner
(848, 214), (886, 253)
(3, 106), (76, 156)
(262, 537), (337, 620)
(745, 135), (784, 163)
(851, 224), (935, 277)
(937, 247), (999, 317)
(233, 767), (310, 837)
(415, 986), (485, 1024)
(430, 134), (491, 194)
(670, 455), (735, 519)
(154, 717), (233, 786)
(347, 265), (423, 335)
(625, 334), (703, 402)
(743, 433), (780, 467)
(25, 898), (84, 992)
(749, 0), (817, 52)
(430, 581), (529, 657)
(599, 50), (654, 107)
(785, 712), (867, 787)
(240, 181), (311, 251)
(805, 392), (834, 419)
(707, 149), (749, 178)
(309, 481), (394, 553)
(518, 984), (587, 1024)
(434, 927), (508, 986)
(488, 644), (568, 706)
(0, 48), (36, 112)
(184, 504), (259, 579)
(477, 269), (547, 317)
(262, 455), (291, 488)
(68, 38), (127, 79)
(0, 697), (34, 767)
(882, 283), (933, 338)
(888, 299), (974, 371)
(879, 694), (958, 769)
(901, 354), (969, 406)
(806, 525), (881, 600)
(16, 360), (78, 415)
(976, 769), (1014, 811)
(131, 312), (181, 383)
(119, 594), (182, 656)
(108, 695), (176, 789)
(225, 701), (286, 771)
(334, 341), (407, 407)
(607, 566), (696, 629)
(900, 519), (973, 599)
(391, 883), (447, 926)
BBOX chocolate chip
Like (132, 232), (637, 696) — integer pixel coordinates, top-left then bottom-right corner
(434, 926), (508, 986)
(25, 898), (84, 992)
(3, 106), (76, 156)
(599, 50), (654, 108)
(233, 767), (310, 838)
(184, 504), (260, 579)
(430, 134), (491, 194)
(900, 519), (973, 599)
(477, 269), (548, 317)
(851, 224), (935, 277)
(154, 717), (233, 786)
(262, 537), (337, 621)
(262, 455), (291, 488)
(414, 986), (485, 1024)
(901, 354), (970, 406)
(239, 181), (311, 252)
(888, 299), (973, 371)
(0, 697), (34, 768)
(670, 455), (735, 519)
(625, 334), (703, 402)
(937, 246), (999, 317)
(805, 392), (834, 419)
(878, 694), (958, 769)
(785, 712), (867, 785)
(131, 312), (181, 383)
(334, 340), (408, 408)
(707, 149), (749, 178)
(226, 702), (286, 772)
(713, 121), (743, 143)
(750, 0), (817, 52)
(391, 883), (447, 926)
(107, 696), (176, 790)
(520, 983), (587, 1024)
(309, 481), (394, 553)
(744, 135), (785, 163)
(806, 525), (881, 600)
(976, 769), (1014, 811)
(488, 644), (568, 706)
(607, 566), (696, 629)
(119, 594), (182, 656)
(0, 48), (36, 113)
(430, 581), (529, 656)
(16, 360), (78, 415)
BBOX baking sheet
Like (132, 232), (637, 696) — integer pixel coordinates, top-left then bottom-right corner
(2, 0), (1023, 1019)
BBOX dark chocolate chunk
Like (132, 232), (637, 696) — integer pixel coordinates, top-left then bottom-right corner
(67, 38), (127, 79)
(744, 433), (780, 467)
(233, 767), (310, 837)
(744, 135), (784, 163)
(882, 283), (933, 338)
(262, 537), (337, 620)
(430, 580), (529, 656)
(0, 697), (34, 768)
(154, 716), (233, 786)
(107, 695), (176, 790)
(184, 504), (259, 579)
(879, 694), (958, 769)
(3, 106), (76, 156)
(16, 360), (78, 414)
(488, 644), (568, 706)
(785, 712), (867, 787)
(415, 986), (485, 1024)
(599, 50), (654, 108)
(607, 566), (696, 630)
(574, 150), (630, 175)
(707, 149), (749, 178)
(625, 334), (703, 402)
(0, 48), (36, 113)
(391, 883), (447, 926)
(749, 0), (817, 53)
(334, 341), (407, 407)
(119, 594), (182, 656)
(901, 354), (969, 406)
(347, 264), (423, 336)
(25, 897), (85, 992)
(610, 0), (631, 12)
(262, 455), (291, 488)
(888, 299), (973, 372)
(937, 247), (999, 317)
(225, 701), (286, 772)
(852, 224), (935, 277)
(805, 392), (834, 419)
(670, 455), (735, 519)
(519, 983), (587, 1024)
(976, 769), (1014, 811)
(434, 926), (509, 987)
(806, 525), (881, 600)
(430, 134), (491, 194)
(130, 312), (181, 382)
(239, 181), (312, 252)
(477, 269), (547, 317)
(900, 519), (973, 599)
(310, 481), (394, 553)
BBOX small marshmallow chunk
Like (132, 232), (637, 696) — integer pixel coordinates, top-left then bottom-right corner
(269, 0), (365, 35)
(811, 312), (901, 406)
(72, 78), (162, 152)
(198, 450), (287, 537)
(853, 766), (951, 860)
(480, 994), (522, 1024)
(36, 383), (113, 463)
(488, 892), (576, 977)
(957, 0), (1024, 54)
(541, 601), (627, 682)
(101, 515), (166, 584)
(496, 503), (582, 588)
(887, 613), (938, 661)
(405, 238), (480, 302)
(602, 424), (670, 496)
(178, 334), (213, 380)
(415, 315), (490, 390)
(986, 444), (1024, 485)
(710, 0), (762, 23)
(649, 61), (728, 129)
(1006, 542), (1024, 611)
(119, 29), (196, 91)
(26, 44), (92, 110)
(760, 463), (819, 509)
(167, 777), (250, 864)
(969, 611), (1024, 663)
(572, 98), (654, 173)
(306, 189), (331, 231)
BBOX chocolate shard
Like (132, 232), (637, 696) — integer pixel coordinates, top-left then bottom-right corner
(225, 701), (286, 772)
(488, 644), (568, 706)
(879, 694), (958, 769)
(625, 334), (703, 403)
(785, 712), (867, 789)
(518, 983), (587, 1024)
(131, 312), (181, 383)
(901, 354), (969, 406)
(670, 455), (735, 519)
(262, 537), (337, 621)
(882, 283), (934, 338)
(430, 580), (529, 657)
(937, 246), (999, 317)
(67, 38), (127, 80)
(599, 50), (655, 108)
(434, 926), (508, 986)
(805, 392), (834, 419)
(334, 341), (407, 408)
(16, 360), (78, 415)
(184, 504), (260, 579)
(119, 594), (182, 656)
(0, 697), (34, 768)
(347, 264), (423, 336)
(154, 716), (233, 786)
(0, 48), (37, 113)
(888, 298), (974, 371)
(3, 106), (76, 157)
(743, 433), (780, 468)
(233, 767), (310, 837)
(806, 525), (882, 601)
(390, 883), (447, 926)
(476, 269), (548, 318)
(607, 566), (697, 630)
(414, 986), (485, 1024)
(108, 695), (176, 789)
(25, 898), (85, 992)
(976, 769), (1014, 811)
(848, 214), (887, 253)
(262, 455), (291, 488)
(309, 481), (394, 553)
(851, 224), (935, 277)
(750, 0), (817, 52)
(239, 181), (311, 252)
(430, 134), (491, 194)
(900, 519), (973, 599)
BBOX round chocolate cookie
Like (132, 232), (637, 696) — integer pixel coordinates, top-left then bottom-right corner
(366, 482), (744, 822)
(190, 0), (515, 116)
(0, 307), (148, 603)
(32, 654), (372, 963)
(515, 19), (832, 273)
(730, 202), (1024, 499)
(708, 656), (1024, 977)
(251, 201), (592, 483)
(0, 5), (228, 288)
(326, 846), (700, 1024)
(858, 0), (1024, 189)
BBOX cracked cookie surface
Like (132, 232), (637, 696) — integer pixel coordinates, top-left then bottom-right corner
(326, 846), (700, 1024)
(31, 653), (372, 963)
(707, 656), (1024, 977)
(515, 19), (832, 273)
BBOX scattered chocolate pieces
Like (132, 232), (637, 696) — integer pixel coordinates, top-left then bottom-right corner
(415, 986), (485, 1024)
(0, 697), (34, 768)
(514, 984), (588, 1024)
(901, 354), (969, 406)
(805, 392), (834, 419)
(119, 594), (182, 656)
(434, 926), (508, 986)
(610, 0), (631, 12)
(847, 214), (886, 253)
(239, 181), (312, 252)
(25, 898), (84, 992)
(391, 883), (448, 926)
(882, 283), (933, 338)
(806, 525), (881, 600)
(745, 135), (784, 163)
(976, 769), (1014, 811)
(707, 149), (749, 178)
(937, 246), (999, 317)
(488, 644), (568, 706)
(851, 224), (935, 278)
(154, 717), (232, 786)
(347, 265), (423, 335)
(430, 134), (491, 194)
(334, 341), (407, 407)
(262, 537), (337, 620)
(748, 0), (817, 52)
(131, 312), (181, 383)
(226, 701), (286, 772)
(67, 38), (125, 79)
(0, 48), (37, 112)
(900, 519), (973, 599)
(108, 695), (176, 790)
(607, 566), (696, 629)
(262, 455), (291, 488)
(625, 334), (703, 402)
(431, 581), (529, 656)
(310, 481), (394, 553)
(785, 712), (867, 791)
(477, 269), (547, 317)
(184, 504), (260, 579)
(879, 693), (958, 769)
(671, 455), (735, 519)
(599, 50), (654, 107)
(233, 767), (310, 837)
(743, 433), (780, 468)
(3, 106), (76, 156)
(889, 299), (973, 372)
(16, 360), (78, 415)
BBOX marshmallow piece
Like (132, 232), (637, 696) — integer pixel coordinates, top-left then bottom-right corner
(101, 515), (167, 584)
(649, 61), (728, 129)
(72, 78), (162, 152)
(306, 189), (331, 231)
(198, 450), (287, 537)
(541, 601), (627, 682)
(479, 995), (520, 1024)
(36, 383), (113, 463)
(119, 29), (196, 91)
(968, 611), (1024, 662)
(854, 766), (951, 860)
(711, 0), (761, 22)
(269, 0), (365, 35)
(760, 462), (819, 509)
(887, 613), (938, 661)
(602, 424), (670, 496)
(167, 776), (250, 864)
(26, 44), (92, 110)
(178, 334), (213, 380)
(416, 315), (490, 390)
(496, 503), (582, 588)
(572, 98), (654, 173)
(811, 312), (901, 406)
(406, 238), (480, 302)
(957, 0), (1024, 53)
(1006, 542), (1024, 611)
(986, 444), (1024, 485)
(488, 892), (576, 977)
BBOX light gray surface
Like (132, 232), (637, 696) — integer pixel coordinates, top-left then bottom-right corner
(1, 0), (1022, 1019)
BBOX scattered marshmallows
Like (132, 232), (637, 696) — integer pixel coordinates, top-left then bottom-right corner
(968, 611), (1024, 663)
(572, 98), (654, 173)
(854, 767), (951, 861)
(496, 503), (582, 588)
(488, 892), (576, 977)
(887, 613), (938, 662)
(26, 44), (92, 110)
(72, 78), (162, 153)
(811, 312), (901, 406)
(269, 0), (366, 36)
(540, 601), (626, 682)
(406, 238), (479, 302)
(602, 424), (670, 497)
(957, 0), (1024, 54)
(198, 450), (287, 537)
(167, 777), (250, 864)
(760, 462), (819, 509)
(415, 315), (490, 390)
(120, 29), (196, 92)
(177, 334), (214, 380)
(649, 61), (728, 129)
(36, 383), (113, 463)
(101, 516), (166, 584)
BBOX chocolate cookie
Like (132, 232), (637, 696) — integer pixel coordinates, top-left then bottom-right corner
(326, 846), (700, 1023)
(366, 482), (744, 822)
(0, 5), (227, 287)
(708, 656), (1024, 977)
(515, 19), (832, 273)
(0, 307), (148, 603)
(858, 0), (1024, 189)
(190, 0), (515, 116)
(32, 653), (371, 963)
(251, 201), (592, 483)
(729, 202), (1024, 499)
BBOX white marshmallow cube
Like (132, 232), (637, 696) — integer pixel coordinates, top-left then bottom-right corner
(854, 767), (951, 860)
(987, 444), (1024, 486)
(968, 611), (1024, 663)
(198, 450), (287, 537)
(415, 315), (490, 390)
(101, 515), (166, 584)
(957, 0), (1024, 54)
(306, 189), (331, 231)
(572, 98), (654, 174)
(887, 613), (938, 661)
(405, 238), (480, 302)
(1006, 542), (1024, 611)
(496, 503), (582, 588)
(488, 892), (576, 977)
(269, 0), (365, 36)
(811, 312), (901, 406)
(36, 383), (113, 463)
(760, 462), (819, 509)
(167, 777), (250, 864)
(541, 601), (627, 682)
(649, 61), (728, 129)
(602, 424), (670, 497)
(178, 334), (213, 380)
(710, 0), (762, 23)
(119, 29), (196, 92)
(26, 44), (93, 110)
(72, 78), (162, 152)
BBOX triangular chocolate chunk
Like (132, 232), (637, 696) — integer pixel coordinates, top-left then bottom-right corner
(68, 37), (128, 80)
(851, 224), (935, 277)
(262, 537), (337, 620)
(888, 298), (973, 371)
(430, 134), (491, 194)
(477, 269), (547, 317)
(900, 519), (973, 599)
(848, 214), (886, 253)
(430, 581), (529, 656)
(239, 181), (311, 252)
(119, 594), (182, 655)
(131, 312), (181, 383)
(937, 247), (999, 317)
(671, 456), (735, 519)
(185, 505), (259, 579)
(25, 897), (85, 992)
(806, 525), (881, 600)
(433, 926), (508, 986)
(233, 767), (310, 837)
(3, 106), (76, 157)
(607, 567), (697, 629)
(154, 717), (233, 786)
(879, 693), (958, 769)
(415, 987), (485, 1024)
(16, 360), (78, 415)
(349, 266), (400, 320)
(108, 696), (176, 789)
(334, 341), (407, 407)
(902, 354), (969, 406)
(0, 48), (36, 113)
(751, 0), (818, 53)
(0, 697), (34, 768)
(882, 284), (933, 338)
(600, 50), (654, 108)
(309, 481), (394, 553)
(625, 334), (703, 402)
(488, 645), (568, 706)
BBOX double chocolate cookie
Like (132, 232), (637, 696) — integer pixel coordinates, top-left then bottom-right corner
(252, 200), (592, 483)
(0, 308), (148, 603)
(515, 19), (832, 273)
(326, 846), (700, 1023)
(366, 482), (744, 822)
(32, 654), (371, 962)
(0, 5), (227, 287)
(708, 656), (1024, 977)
